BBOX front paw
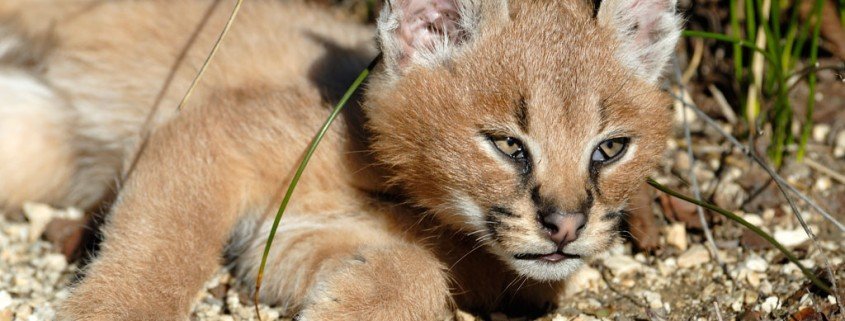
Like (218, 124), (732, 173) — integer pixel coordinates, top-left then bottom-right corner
(297, 245), (453, 321)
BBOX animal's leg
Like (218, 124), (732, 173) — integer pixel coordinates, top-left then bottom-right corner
(231, 216), (454, 321)
(0, 66), (78, 212)
(56, 105), (254, 321)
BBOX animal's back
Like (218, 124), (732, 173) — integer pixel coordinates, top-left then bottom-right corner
(0, 0), (375, 210)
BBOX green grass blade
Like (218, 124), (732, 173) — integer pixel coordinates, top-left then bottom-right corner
(746, 0), (758, 44)
(252, 54), (381, 318)
(841, 0), (845, 29)
(797, 0), (825, 160)
(682, 30), (776, 63)
(647, 179), (833, 294)
(730, 0), (744, 83)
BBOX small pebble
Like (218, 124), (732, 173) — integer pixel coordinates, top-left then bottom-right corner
(0, 291), (11, 310)
(663, 223), (688, 251)
(812, 124), (830, 142)
(564, 265), (601, 296)
(602, 255), (642, 277)
(743, 254), (768, 273)
(773, 228), (811, 248)
(814, 176), (832, 192)
(835, 131), (845, 158)
(677, 245), (711, 268)
(760, 296), (779, 314)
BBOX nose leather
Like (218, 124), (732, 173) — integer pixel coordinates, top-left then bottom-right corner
(542, 213), (586, 247)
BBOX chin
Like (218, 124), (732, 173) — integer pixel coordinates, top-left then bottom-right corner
(506, 256), (585, 281)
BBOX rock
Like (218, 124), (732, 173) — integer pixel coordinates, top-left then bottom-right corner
(0, 309), (11, 321)
(677, 245), (711, 268)
(663, 223), (688, 251)
(674, 151), (691, 172)
(0, 291), (10, 310)
(43, 218), (87, 261)
(813, 176), (832, 192)
(760, 296), (780, 314)
(812, 124), (830, 142)
(22, 203), (56, 242)
(835, 131), (845, 158)
(565, 265), (602, 296)
(659, 194), (704, 229)
(628, 185), (661, 251)
(603, 254), (642, 277)
(742, 254), (768, 273)
(774, 228), (811, 248)
(713, 182), (746, 211)
(639, 290), (663, 310)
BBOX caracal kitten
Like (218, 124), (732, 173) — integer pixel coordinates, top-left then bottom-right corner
(0, 0), (681, 319)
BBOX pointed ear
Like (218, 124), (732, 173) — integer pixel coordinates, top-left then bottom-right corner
(376, 0), (508, 78)
(598, 0), (682, 83)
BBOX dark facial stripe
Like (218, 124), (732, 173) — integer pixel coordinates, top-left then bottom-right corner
(515, 95), (529, 134)
(490, 206), (517, 218)
(602, 210), (626, 222)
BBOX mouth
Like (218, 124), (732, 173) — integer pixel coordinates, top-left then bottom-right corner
(514, 251), (581, 263)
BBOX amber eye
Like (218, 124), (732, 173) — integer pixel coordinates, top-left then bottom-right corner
(492, 137), (526, 160)
(591, 137), (630, 164)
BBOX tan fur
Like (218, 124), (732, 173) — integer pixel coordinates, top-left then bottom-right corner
(0, 0), (677, 320)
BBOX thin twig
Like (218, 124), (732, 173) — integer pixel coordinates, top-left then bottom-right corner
(803, 158), (845, 185)
(672, 60), (728, 275)
(707, 84), (737, 125)
(713, 301), (724, 321)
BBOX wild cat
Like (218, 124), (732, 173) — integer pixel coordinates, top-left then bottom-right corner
(0, 0), (681, 320)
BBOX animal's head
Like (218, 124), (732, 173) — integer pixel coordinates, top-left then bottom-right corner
(365, 0), (681, 281)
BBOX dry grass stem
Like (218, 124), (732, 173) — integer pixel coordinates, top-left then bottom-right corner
(707, 84), (738, 125)
(804, 158), (845, 185)
(672, 61), (728, 274)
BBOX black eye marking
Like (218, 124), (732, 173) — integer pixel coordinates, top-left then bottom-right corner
(591, 137), (630, 164)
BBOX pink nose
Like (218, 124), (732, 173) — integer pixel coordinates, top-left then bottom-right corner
(542, 213), (586, 247)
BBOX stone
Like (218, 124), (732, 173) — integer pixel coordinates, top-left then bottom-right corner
(760, 296), (780, 314)
(603, 254), (642, 277)
(639, 290), (663, 310)
(664, 223), (688, 251)
(22, 203), (56, 242)
(835, 130), (845, 158)
(774, 228), (811, 248)
(677, 245), (711, 268)
(812, 124), (830, 142)
(0, 291), (10, 310)
(814, 176), (832, 192)
(0, 309), (11, 321)
(743, 254), (768, 273)
(565, 265), (602, 296)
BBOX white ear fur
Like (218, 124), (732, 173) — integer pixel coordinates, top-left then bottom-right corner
(597, 0), (682, 83)
(376, 0), (508, 78)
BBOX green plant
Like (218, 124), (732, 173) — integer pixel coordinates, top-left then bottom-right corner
(686, 0), (826, 166)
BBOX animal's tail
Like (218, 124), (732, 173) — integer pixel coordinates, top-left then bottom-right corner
(0, 20), (76, 213)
